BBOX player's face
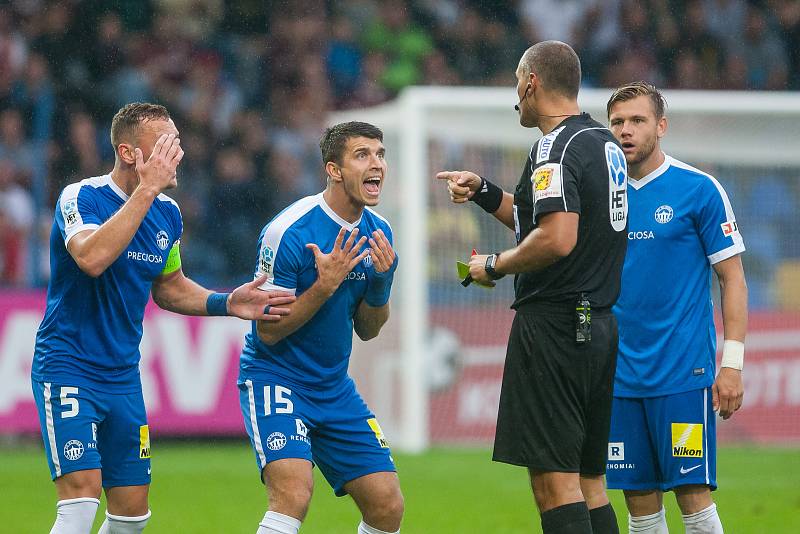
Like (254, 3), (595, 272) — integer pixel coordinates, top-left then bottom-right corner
(334, 136), (387, 208)
(608, 96), (666, 166)
(136, 118), (181, 189)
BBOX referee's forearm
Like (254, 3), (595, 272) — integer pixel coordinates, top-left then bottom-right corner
(490, 193), (516, 230)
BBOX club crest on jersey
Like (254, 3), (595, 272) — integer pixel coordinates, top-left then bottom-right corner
(654, 205), (673, 224)
(605, 142), (628, 232)
(363, 251), (373, 268)
(156, 230), (170, 250)
(260, 245), (275, 277)
(532, 163), (562, 202)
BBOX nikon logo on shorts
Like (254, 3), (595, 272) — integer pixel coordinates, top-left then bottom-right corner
(671, 423), (703, 457)
(139, 425), (151, 459)
(367, 418), (389, 448)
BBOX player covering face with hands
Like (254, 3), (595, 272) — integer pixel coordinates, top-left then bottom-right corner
(30, 102), (294, 534)
(238, 121), (403, 534)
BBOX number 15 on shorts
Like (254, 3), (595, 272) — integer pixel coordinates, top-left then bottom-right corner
(263, 385), (293, 416)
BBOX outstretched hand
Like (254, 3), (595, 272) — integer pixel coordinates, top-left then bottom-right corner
(134, 133), (184, 193)
(436, 170), (482, 203)
(307, 227), (369, 296)
(368, 229), (396, 273)
(228, 275), (295, 322)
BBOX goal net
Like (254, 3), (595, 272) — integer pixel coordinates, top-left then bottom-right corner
(331, 87), (800, 452)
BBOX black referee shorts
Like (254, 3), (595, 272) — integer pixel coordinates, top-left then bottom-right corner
(492, 305), (618, 475)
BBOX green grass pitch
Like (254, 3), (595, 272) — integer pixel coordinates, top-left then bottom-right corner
(3, 441), (799, 533)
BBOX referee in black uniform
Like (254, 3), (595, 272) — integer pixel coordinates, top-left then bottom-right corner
(437, 41), (628, 534)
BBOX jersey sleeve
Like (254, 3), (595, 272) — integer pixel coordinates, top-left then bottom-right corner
(254, 225), (303, 294)
(531, 145), (581, 221)
(695, 177), (746, 264)
(57, 183), (103, 247)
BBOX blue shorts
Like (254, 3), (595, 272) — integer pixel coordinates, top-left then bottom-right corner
(31, 380), (151, 488)
(606, 388), (717, 492)
(238, 375), (396, 497)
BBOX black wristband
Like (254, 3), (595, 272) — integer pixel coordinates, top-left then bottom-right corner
(470, 177), (503, 213)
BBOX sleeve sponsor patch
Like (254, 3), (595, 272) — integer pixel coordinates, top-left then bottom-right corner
(721, 220), (739, 237)
(532, 163), (562, 202)
(61, 197), (81, 229)
(535, 126), (566, 163)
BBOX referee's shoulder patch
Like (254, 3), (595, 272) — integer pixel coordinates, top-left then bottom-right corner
(532, 163), (562, 202)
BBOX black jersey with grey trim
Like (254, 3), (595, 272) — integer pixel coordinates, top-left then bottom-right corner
(511, 112), (628, 309)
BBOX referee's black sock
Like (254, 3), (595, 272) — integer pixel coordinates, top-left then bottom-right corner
(589, 503), (620, 534)
(540, 502), (592, 534)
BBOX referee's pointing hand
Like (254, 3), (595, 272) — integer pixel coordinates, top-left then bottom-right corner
(436, 171), (482, 203)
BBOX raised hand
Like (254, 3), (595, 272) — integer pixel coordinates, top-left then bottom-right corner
(134, 133), (184, 193)
(436, 170), (482, 203)
(228, 274), (296, 321)
(306, 228), (369, 296)
(368, 229), (396, 273)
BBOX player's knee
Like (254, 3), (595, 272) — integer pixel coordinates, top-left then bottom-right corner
(56, 471), (102, 500)
(269, 480), (314, 519)
(674, 484), (713, 515)
(364, 484), (405, 525)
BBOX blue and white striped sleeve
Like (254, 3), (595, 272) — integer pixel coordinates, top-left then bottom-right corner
(696, 176), (745, 265)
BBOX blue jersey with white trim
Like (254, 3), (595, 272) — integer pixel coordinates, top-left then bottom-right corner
(31, 174), (183, 393)
(239, 193), (393, 388)
(613, 156), (745, 397)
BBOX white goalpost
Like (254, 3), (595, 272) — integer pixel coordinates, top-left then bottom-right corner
(332, 87), (800, 453)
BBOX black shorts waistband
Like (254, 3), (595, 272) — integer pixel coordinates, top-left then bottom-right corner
(513, 300), (614, 317)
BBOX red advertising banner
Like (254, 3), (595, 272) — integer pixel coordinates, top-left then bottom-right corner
(429, 307), (800, 445)
(2, 294), (799, 443)
(0, 291), (249, 436)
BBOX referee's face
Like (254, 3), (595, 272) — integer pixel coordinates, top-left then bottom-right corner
(335, 136), (387, 207)
(608, 96), (664, 167)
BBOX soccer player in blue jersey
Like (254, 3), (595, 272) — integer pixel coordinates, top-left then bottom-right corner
(605, 83), (748, 534)
(238, 121), (403, 534)
(31, 102), (294, 534)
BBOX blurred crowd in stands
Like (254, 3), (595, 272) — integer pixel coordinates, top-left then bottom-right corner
(0, 0), (798, 296)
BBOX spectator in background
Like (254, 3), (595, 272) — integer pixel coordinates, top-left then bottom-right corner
(327, 16), (363, 105)
(702, 0), (748, 51)
(0, 108), (37, 178)
(681, 0), (726, 88)
(737, 5), (789, 90)
(0, 158), (34, 285)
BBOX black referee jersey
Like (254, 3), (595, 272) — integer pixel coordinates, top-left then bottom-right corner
(511, 112), (628, 310)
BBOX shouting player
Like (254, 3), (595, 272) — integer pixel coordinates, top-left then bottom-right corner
(238, 121), (403, 534)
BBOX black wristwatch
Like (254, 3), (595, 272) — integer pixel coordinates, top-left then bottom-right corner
(485, 253), (505, 280)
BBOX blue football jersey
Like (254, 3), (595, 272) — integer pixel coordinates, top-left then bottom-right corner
(32, 174), (183, 393)
(613, 156), (745, 397)
(239, 193), (393, 388)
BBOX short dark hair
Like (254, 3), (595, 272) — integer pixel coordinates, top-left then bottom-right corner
(110, 102), (171, 148)
(607, 82), (666, 119)
(519, 41), (581, 99)
(320, 121), (383, 165)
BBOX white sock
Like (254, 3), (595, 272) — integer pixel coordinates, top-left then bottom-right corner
(258, 511), (301, 534)
(683, 503), (723, 534)
(97, 510), (151, 533)
(358, 520), (400, 534)
(50, 498), (100, 534)
(629, 507), (669, 533)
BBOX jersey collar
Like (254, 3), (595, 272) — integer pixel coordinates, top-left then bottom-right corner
(628, 153), (671, 190)
(104, 174), (130, 201)
(317, 192), (362, 231)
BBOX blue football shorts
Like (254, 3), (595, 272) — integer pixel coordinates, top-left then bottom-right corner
(238, 374), (396, 496)
(31, 380), (151, 488)
(606, 387), (717, 492)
